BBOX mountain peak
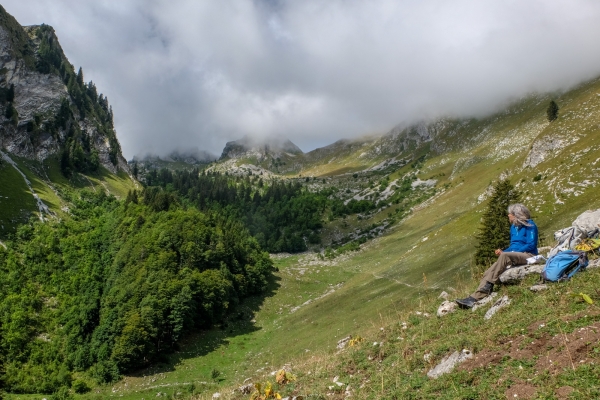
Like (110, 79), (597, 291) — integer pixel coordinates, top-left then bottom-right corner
(220, 135), (303, 160)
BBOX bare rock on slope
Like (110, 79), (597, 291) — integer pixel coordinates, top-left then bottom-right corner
(484, 295), (511, 320)
(499, 264), (545, 284)
(427, 349), (473, 378)
(523, 133), (579, 168)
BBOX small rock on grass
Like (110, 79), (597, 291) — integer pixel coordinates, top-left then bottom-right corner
(471, 292), (498, 312)
(438, 291), (450, 300)
(427, 349), (473, 378)
(437, 300), (457, 317)
(337, 336), (352, 349)
(529, 284), (548, 292)
(484, 295), (511, 320)
(238, 384), (253, 394)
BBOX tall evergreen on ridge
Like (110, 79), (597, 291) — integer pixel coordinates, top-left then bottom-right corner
(474, 180), (521, 268)
(547, 100), (559, 122)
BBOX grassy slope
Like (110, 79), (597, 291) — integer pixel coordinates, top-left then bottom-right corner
(0, 154), (136, 238)
(0, 160), (38, 234)
(6, 78), (600, 398)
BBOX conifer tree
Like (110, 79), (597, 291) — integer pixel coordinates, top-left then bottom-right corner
(7, 83), (14, 102)
(547, 100), (559, 122)
(474, 179), (521, 267)
(76, 67), (84, 87)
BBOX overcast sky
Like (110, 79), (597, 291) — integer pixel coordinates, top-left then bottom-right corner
(5, 1), (600, 158)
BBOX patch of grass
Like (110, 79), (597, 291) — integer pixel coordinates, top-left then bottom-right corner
(0, 161), (37, 236)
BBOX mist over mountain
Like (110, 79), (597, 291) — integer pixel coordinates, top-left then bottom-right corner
(4, 2), (600, 397)
(220, 135), (303, 160)
(132, 148), (217, 164)
(4, 1), (600, 158)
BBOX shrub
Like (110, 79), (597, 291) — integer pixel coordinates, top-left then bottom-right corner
(72, 380), (91, 394)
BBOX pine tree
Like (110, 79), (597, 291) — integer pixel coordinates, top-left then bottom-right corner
(474, 179), (521, 267)
(7, 84), (14, 102)
(76, 67), (84, 87)
(547, 100), (559, 122)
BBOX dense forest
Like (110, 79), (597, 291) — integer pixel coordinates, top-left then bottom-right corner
(0, 190), (273, 393)
(145, 169), (332, 253)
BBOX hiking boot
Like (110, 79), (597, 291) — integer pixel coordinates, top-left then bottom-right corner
(455, 296), (477, 309)
(481, 282), (494, 295)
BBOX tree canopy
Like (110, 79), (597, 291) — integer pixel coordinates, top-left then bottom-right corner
(0, 190), (273, 392)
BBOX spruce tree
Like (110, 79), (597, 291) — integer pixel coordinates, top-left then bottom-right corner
(76, 67), (84, 87)
(7, 83), (14, 102)
(474, 179), (521, 267)
(546, 100), (559, 122)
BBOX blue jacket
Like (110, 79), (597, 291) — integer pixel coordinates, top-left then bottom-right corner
(504, 219), (538, 255)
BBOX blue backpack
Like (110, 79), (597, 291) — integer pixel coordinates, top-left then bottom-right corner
(541, 250), (589, 282)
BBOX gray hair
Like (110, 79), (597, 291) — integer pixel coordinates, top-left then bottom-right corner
(508, 203), (532, 226)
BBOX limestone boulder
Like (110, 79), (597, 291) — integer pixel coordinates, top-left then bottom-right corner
(499, 264), (544, 284)
(427, 349), (473, 378)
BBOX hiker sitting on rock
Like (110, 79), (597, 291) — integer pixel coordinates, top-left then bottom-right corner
(456, 203), (538, 309)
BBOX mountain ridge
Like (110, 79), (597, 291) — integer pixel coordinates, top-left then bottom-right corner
(0, 6), (135, 235)
(0, 6), (128, 174)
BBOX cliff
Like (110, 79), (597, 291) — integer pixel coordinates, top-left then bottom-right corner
(0, 5), (128, 174)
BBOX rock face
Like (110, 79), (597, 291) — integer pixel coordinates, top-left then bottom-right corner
(0, 7), (128, 174)
(220, 135), (303, 161)
(523, 132), (577, 168)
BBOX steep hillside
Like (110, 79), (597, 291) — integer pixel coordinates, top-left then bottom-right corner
(0, 6), (135, 236)
(98, 77), (600, 399)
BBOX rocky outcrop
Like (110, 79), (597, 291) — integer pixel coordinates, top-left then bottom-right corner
(0, 9), (128, 174)
(427, 349), (473, 378)
(220, 135), (303, 161)
(523, 133), (578, 168)
(471, 292), (498, 311)
(484, 295), (511, 320)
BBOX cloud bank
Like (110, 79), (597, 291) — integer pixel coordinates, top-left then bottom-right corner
(5, 0), (600, 158)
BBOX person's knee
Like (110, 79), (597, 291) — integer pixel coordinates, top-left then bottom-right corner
(498, 252), (510, 262)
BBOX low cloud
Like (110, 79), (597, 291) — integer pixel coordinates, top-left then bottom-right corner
(6, 0), (600, 158)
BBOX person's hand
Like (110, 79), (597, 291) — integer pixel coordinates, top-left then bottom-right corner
(494, 249), (503, 256)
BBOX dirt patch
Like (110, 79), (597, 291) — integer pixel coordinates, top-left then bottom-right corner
(534, 322), (600, 374)
(526, 319), (547, 334)
(560, 308), (600, 323)
(555, 386), (574, 399)
(509, 335), (549, 362)
(505, 382), (537, 399)
(459, 322), (600, 375)
(459, 350), (504, 372)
